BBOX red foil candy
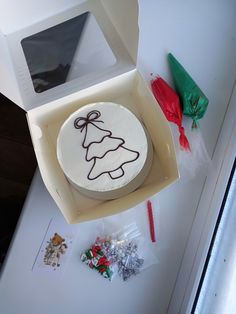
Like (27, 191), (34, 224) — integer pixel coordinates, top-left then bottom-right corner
(151, 76), (191, 152)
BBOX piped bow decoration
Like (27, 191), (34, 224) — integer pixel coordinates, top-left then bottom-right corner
(74, 110), (103, 132)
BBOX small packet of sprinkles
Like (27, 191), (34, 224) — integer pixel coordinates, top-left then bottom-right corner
(96, 237), (144, 282)
(81, 224), (145, 282)
(32, 218), (76, 274)
(81, 243), (113, 280)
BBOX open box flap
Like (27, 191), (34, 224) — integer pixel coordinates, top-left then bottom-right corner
(0, 0), (139, 111)
(0, 1), (86, 34)
(101, 0), (138, 64)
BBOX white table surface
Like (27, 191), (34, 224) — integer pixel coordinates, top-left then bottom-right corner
(1, 1), (236, 313)
(0, 171), (164, 314)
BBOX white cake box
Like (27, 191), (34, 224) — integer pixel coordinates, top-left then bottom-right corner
(0, 0), (179, 223)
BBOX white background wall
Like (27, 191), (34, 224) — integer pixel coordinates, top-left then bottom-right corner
(138, 0), (236, 312)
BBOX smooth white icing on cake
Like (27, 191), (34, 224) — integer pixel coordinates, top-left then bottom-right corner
(57, 102), (150, 198)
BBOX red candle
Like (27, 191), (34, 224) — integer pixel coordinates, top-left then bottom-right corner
(147, 200), (156, 243)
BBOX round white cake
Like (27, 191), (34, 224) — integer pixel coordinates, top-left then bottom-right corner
(57, 102), (153, 200)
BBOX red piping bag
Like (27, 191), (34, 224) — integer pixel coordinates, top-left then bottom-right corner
(151, 76), (191, 152)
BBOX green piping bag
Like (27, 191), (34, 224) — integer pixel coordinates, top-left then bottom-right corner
(168, 53), (209, 129)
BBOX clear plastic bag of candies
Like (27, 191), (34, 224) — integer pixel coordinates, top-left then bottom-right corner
(80, 222), (158, 281)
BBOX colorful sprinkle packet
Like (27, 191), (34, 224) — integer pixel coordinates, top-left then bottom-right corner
(43, 233), (68, 269)
(168, 53), (209, 129)
(81, 243), (113, 280)
(32, 217), (76, 274)
(81, 236), (144, 282)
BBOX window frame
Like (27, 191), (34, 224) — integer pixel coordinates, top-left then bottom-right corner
(168, 83), (236, 313)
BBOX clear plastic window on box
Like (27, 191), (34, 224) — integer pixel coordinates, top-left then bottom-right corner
(21, 11), (116, 93)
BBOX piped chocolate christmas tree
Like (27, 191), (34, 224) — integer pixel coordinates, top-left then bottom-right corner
(74, 110), (140, 180)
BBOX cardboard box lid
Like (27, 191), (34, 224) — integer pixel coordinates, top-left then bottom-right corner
(0, 0), (138, 110)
